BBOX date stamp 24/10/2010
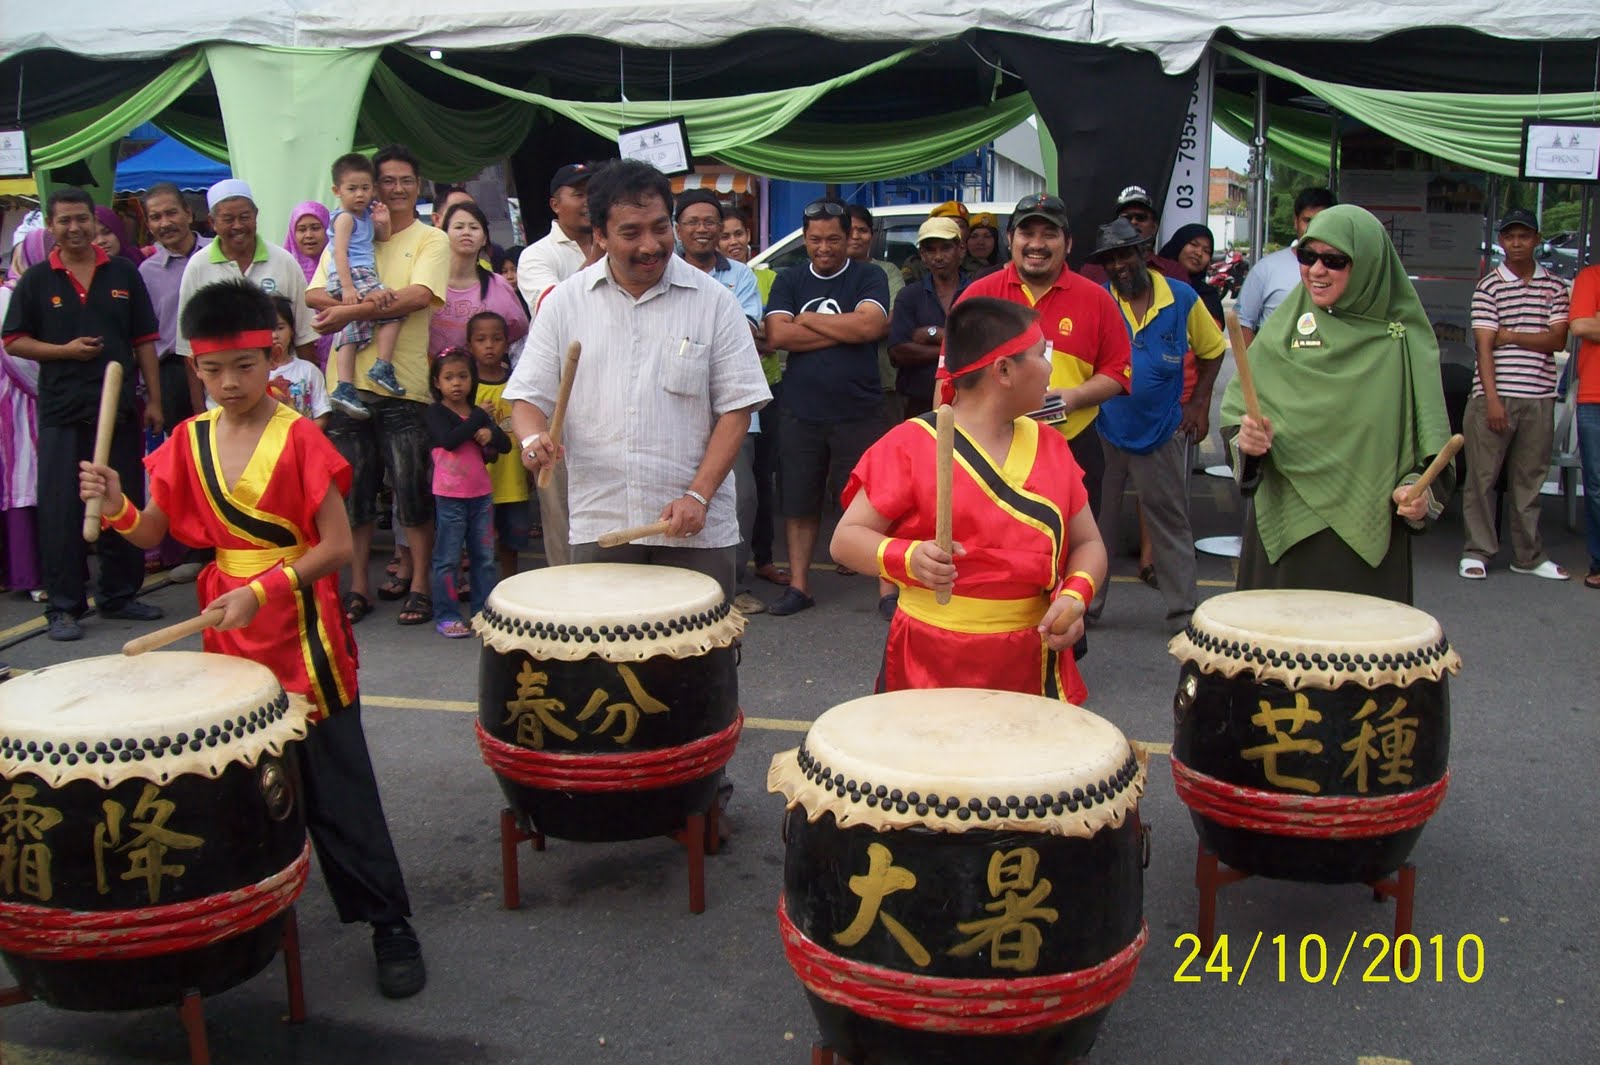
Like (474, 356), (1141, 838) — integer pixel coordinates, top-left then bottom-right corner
(1173, 932), (1485, 985)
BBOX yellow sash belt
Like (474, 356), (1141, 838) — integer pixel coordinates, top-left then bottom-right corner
(897, 587), (1047, 634)
(214, 545), (305, 578)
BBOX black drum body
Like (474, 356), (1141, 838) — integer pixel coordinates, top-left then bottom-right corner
(782, 807), (1144, 1065)
(478, 645), (738, 841)
(1173, 661), (1451, 883)
(0, 753), (305, 1011)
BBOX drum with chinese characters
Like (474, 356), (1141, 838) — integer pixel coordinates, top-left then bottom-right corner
(1169, 590), (1458, 883)
(474, 564), (744, 842)
(768, 689), (1147, 1065)
(0, 652), (309, 1011)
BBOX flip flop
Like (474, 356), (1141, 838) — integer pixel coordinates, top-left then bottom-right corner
(1138, 564), (1159, 589)
(753, 563), (791, 587)
(1585, 571), (1600, 590)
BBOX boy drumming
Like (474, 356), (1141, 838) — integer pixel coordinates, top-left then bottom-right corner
(78, 280), (425, 999)
(831, 296), (1108, 703)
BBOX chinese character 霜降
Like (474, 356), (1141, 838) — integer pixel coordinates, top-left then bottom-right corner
(949, 847), (1059, 972)
(834, 842), (931, 966)
(1241, 692), (1325, 794)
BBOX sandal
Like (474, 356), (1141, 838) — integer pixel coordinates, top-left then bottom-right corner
(377, 574), (409, 600)
(1138, 564), (1159, 589)
(343, 591), (373, 624)
(398, 591), (433, 625)
(834, 564), (857, 577)
(753, 563), (791, 587)
(1457, 557), (1487, 580)
(436, 619), (472, 638)
(1585, 571), (1600, 590)
(385, 556), (403, 577)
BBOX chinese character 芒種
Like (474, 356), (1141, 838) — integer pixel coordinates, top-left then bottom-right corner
(833, 842), (931, 966)
(1240, 692), (1325, 794)
(949, 847), (1059, 972)
(93, 783), (204, 903)
(0, 783), (63, 901)
(1341, 696), (1418, 792)
(503, 662), (577, 749)
(576, 664), (671, 745)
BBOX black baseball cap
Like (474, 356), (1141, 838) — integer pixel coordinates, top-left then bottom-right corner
(1010, 193), (1070, 231)
(550, 163), (591, 195)
(674, 189), (722, 221)
(1497, 208), (1539, 234)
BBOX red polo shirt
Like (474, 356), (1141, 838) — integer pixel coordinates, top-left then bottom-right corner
(956, 263), (1130, 439)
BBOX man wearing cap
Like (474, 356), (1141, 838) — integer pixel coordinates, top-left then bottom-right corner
(1079, 185), (1183, 284)
(956, 193), (1131, 518)
(1085, 219), (1225, 633)
(516, 163), (599, 320)
(902, 200), (988, 283)
(1459, 208), (1572, 581)
(889, 217), (973, 419)
(1237, 187), (1336, 343)
(2, 187), (166, 640)
(175, 178), (319, 360)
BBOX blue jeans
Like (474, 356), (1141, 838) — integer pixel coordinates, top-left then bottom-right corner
(1577, 403), (1600, 572)
(432, 495), (496, 624)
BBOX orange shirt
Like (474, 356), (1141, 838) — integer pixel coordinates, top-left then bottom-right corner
(1574, 264), (1600, 405)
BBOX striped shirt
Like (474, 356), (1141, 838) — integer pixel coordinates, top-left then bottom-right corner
(503, 254), (771, 548)
(1470, 263), (1569, 398)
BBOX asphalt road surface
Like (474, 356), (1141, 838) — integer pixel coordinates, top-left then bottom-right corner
(0, 401), (1594, 1065)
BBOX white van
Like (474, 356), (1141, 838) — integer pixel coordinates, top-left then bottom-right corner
(751, 201), (1017, 273)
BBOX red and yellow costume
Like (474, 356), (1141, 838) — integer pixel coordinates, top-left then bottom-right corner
(146, 403), (357, 720)
(844, 412), (1091, 703)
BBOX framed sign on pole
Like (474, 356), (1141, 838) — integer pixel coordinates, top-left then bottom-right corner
(1519, 120), (1600, 184)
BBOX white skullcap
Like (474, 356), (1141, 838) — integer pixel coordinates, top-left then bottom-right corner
(206, 178), (254, 211)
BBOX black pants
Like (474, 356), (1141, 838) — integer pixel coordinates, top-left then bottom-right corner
(1069, 420), (1106, 521)
(159, 356), (197, 428)
(751, 388), (780, 568)
(37, 418), (146, 616)
(296, 701), (413, 925)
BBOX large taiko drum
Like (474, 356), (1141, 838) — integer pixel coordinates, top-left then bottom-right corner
(769, 689), (1147, 1065)
(0, 652), (309, 1011)
(1169, 590), (1458, 883)
(474, 564), (745, 842)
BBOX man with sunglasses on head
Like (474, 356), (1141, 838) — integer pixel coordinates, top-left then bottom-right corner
(1237, 187), (1336, 345)
(1079, 186), (1183, 285)
(956, 193), (1131, 520)
(763, 198), (891, 615)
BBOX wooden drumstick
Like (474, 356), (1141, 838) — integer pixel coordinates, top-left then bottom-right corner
(934, 403), (955, 606)
(122, 609), (224, 657)
(537, 341), (582, 490)
(82, 361), (125, 543)
(1049, 595), (1086, 636)
(1224, 310), (1262, 423)
(598, 520), (672, 549)
(1402, 434), (1465, 505)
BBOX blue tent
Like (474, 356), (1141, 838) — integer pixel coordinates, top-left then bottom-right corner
(116, 134), (229, 193)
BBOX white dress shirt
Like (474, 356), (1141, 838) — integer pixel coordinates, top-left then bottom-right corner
(516, 220), (588, 320)
(504, 255), (771, 548)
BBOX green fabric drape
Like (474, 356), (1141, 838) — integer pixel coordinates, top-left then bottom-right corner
(1219, 44), (1600, 176)
(720, 92), (1037, 181)
(410, 46), (924, 153)
(28, 51), (209, 170)
(1214, 88), (1333, 176)
(358, 61), (537, 183)
(206, 45), (379, 242)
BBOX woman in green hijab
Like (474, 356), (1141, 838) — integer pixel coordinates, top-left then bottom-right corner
(1221, 205), (1454, 604)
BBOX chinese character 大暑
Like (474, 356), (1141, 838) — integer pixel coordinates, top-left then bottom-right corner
(834, 842), (931, 966)
(576, 664), (671, 745)
(1341, 696), (1419, 792)
(93, 783), (204, 903)
(1240, 692), (1325, 794)
(949, 847), (1059, 972)
(503, 662), (577, 749)
(0, 782), (63, 901)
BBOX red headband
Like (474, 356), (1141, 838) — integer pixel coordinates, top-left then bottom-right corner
(934, 323), (1045, 405)
(189, 330), (275, 356)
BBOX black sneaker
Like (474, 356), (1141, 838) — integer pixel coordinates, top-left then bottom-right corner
(99, 599), (165, 622)
(46, 612), (83, 642)
(372, 920), (426, 999)
(767, 587), (815, 616)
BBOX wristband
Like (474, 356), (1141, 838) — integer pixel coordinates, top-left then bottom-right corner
(683, 489), (710, 508)
(249, 565), (296, 608)
(101, 496), (142, 536)
(1057, 569), (1097, 607)
(877, 538), (924, 586)
(519, 432), (543, 453)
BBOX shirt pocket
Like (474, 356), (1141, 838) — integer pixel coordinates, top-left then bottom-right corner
(659, 337), (710, 397)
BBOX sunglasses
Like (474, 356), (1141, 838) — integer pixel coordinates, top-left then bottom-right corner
(1295, 247), (1352, 271)
(1014, 194), (1066, 214)
(803, 201), (847, 219)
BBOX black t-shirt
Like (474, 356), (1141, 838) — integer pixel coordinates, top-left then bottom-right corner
(2, 251), (158, 428)
(764, 259), (890, 423)
(887, 271), (972, 405)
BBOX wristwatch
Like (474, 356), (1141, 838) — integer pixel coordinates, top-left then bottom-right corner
(925, 326), (939, 340)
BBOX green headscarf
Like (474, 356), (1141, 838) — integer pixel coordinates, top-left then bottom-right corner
(1221, 205), (1452, 567)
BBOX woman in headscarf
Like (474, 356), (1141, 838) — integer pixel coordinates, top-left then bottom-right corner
(1222, 205), (1454, 604)
(284, 202), (335, 369)
(1158, 222), (1224, 326)
(93, 206), (145, 264)
(0, 237), (43, 603)
(966, 211), (1004, 275)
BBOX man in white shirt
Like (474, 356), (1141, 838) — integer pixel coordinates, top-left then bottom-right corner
(1236, 187), (1336, 344)
(516, 163), (598, 319)
(507, 161), (770, 599)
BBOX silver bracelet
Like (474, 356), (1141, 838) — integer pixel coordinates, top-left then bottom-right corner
(684, 489), (710, 508)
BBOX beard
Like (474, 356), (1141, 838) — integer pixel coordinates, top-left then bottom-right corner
(1111, 267), (1150, 300)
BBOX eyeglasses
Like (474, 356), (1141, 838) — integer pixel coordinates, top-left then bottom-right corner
(378, 176), (420, 190)
(678, 217), (723, 230)
(1295, 246), (1352, 271)
(1014, 194), (1066, 214)
(802, 201), (847, 219)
